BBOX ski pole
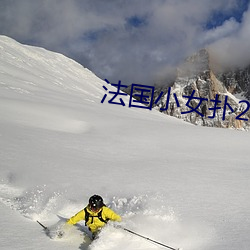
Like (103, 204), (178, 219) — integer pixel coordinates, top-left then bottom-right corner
(122, 227), (180, 250)
(37, 220), (48, 231)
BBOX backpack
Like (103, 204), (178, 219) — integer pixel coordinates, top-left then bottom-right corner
(84, 206), (109, 226)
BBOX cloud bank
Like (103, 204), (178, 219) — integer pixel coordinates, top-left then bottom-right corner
(0, 0), (249, 85)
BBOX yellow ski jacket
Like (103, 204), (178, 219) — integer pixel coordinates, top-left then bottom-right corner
(67, 206), (121, 233)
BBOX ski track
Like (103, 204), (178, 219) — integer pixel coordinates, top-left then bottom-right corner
(0, 180), (212, 250)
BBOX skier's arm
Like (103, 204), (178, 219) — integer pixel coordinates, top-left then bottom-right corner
(104, 207), (122, 222)
(67, 209), (85, 225)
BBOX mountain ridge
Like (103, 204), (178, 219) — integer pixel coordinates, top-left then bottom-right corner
(153, 48), (250, 130)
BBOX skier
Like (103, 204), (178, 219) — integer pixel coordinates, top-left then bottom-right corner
(66, 194), (121, 239)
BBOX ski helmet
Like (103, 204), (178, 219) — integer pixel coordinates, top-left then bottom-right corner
(89, 195), (104, 210)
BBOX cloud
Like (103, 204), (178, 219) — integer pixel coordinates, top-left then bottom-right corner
(209, 4), (250, 69)
(200, 18), (240, 45)
(0, 0), (249, 84)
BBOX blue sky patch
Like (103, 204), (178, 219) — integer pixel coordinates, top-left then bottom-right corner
(126, 15), (148, 28)
(206, 0), (249, 29)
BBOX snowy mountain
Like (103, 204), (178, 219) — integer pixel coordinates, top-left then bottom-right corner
(217, 65), (250, 100)
(0, 36), (250, 250)
(154, 49), (250, 130)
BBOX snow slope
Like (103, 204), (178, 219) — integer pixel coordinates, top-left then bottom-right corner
(0, 36), (250, 250)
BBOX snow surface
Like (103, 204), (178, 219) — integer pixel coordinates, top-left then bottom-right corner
(0, 35), (250, 250)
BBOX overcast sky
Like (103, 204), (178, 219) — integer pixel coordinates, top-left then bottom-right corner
(0, 0), (249, 85)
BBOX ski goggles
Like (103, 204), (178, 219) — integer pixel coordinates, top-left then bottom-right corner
(89, 205), (101, 212)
